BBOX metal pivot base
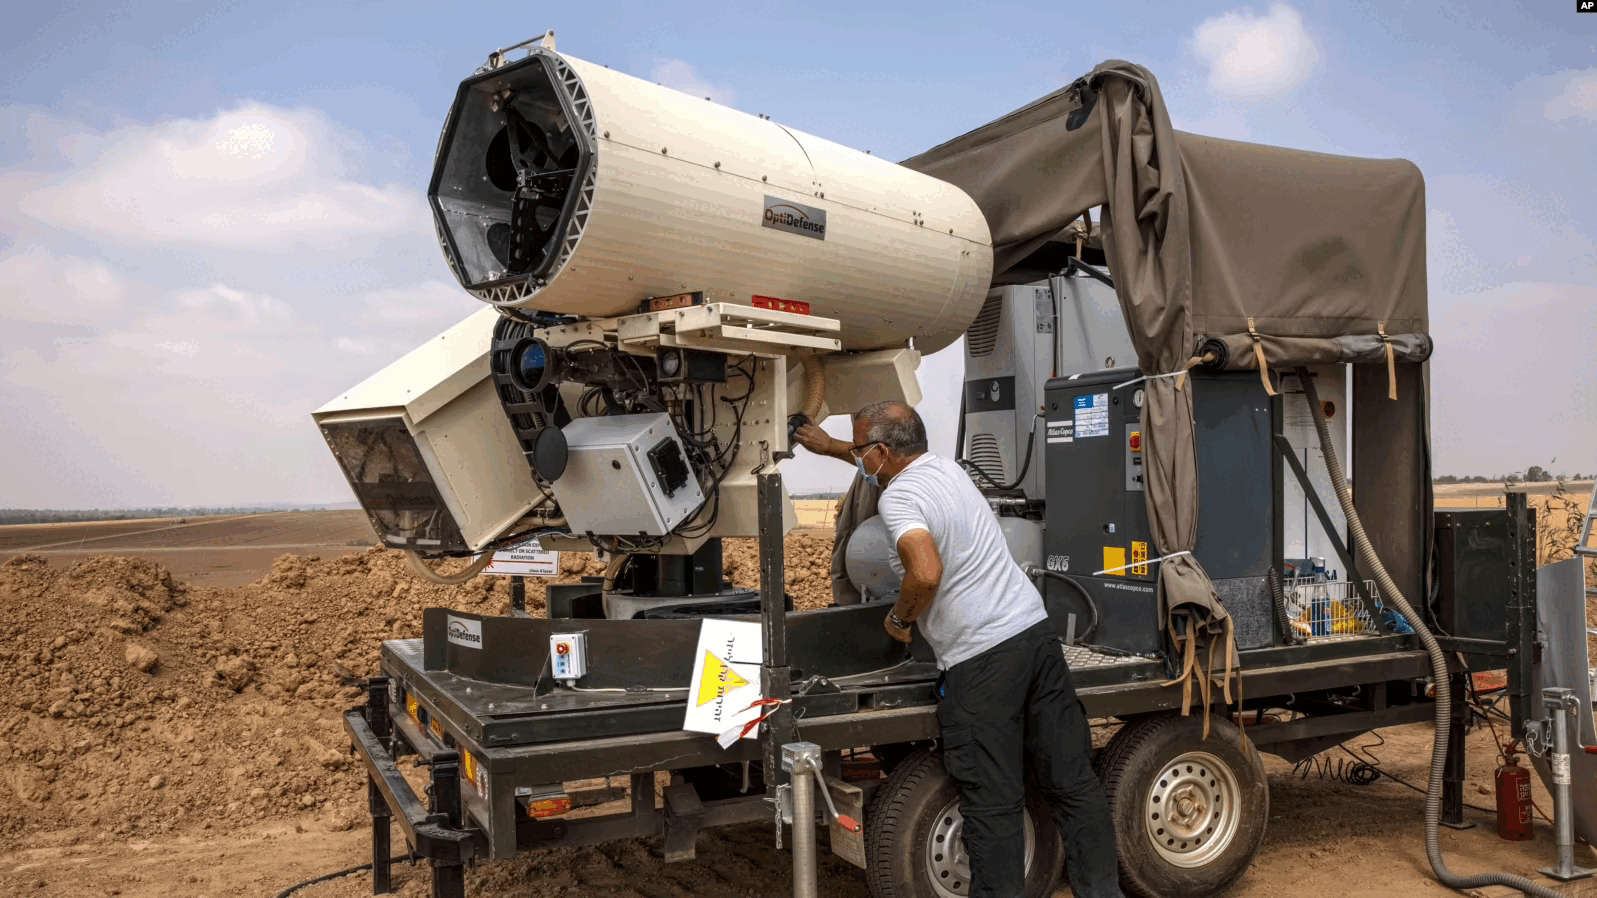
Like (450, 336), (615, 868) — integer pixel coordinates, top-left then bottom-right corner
(1536, 864), (1596, 883)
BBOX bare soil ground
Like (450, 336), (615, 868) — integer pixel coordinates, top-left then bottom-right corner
(0, 511), (1589, 898)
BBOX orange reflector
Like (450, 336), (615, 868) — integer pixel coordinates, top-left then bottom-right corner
(644, 291), (704, 313)
(527, 796), (573, 818)
(462, 751), (487, 795)
(752, 295), (810, 315)
(405, 694), (421, 726)
(1128, 431), (1142, 452)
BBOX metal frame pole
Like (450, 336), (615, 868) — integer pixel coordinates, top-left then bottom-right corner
(1440, 670), (1475, 829)
(366, 679), (394, 894)
(758, 473), (794, 788)
(429, 755), (466, 898)
(1538, 688), (1595, 881)
(783, 742), (822, 898)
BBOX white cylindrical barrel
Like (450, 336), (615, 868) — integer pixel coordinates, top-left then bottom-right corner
(429, 49), (993, 355)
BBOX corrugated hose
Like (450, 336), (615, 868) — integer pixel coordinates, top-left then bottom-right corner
(1297, 367), (1563, 898)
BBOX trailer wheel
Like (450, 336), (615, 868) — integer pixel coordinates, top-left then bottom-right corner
(1098, 713), (1268, 898)
(863, 748), (1063, 898)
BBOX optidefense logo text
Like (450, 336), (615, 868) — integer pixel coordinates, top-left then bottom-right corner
(762, 197), (827, 240)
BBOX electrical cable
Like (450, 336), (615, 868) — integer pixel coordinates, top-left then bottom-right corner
(960, 413), (1044, 492)
(272, 856), (418, 898)
(1027, 568), (1100, 643)
(1297, 367), (1562, 898)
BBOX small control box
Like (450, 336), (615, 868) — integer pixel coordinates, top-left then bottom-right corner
(549, 632), (588, 682)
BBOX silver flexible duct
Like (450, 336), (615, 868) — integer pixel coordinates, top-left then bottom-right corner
(404, 550), (493, 585)
(1297, 368), (1562, 898)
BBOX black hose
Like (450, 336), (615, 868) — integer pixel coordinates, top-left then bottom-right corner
(1296, 367), (1562, 898)
(1030, 568), (1100, 643)
(273, 856), (416, 898)
(961, 414), (1043, 492)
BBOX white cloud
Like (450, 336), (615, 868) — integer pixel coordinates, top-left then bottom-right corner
(1188, 4), (1320, 99)
(0, 100), (473, 508)
(1543, 70), (1597, 122)
(6, 103), (426, 250)
(652, 59), (736, 106)
(0, 245), (127, 324)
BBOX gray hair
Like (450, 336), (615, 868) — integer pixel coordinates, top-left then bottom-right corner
(854, 400), (928, 455)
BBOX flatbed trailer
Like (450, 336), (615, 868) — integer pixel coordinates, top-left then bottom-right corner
(344, 483), (1545, 898)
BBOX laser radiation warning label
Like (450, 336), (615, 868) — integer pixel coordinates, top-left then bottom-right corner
(682, 619), (764, 739)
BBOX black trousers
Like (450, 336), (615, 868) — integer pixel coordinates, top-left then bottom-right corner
(937, 620), (1123, 898)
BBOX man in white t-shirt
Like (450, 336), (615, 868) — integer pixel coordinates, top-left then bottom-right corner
(844, 399), (1123, 898)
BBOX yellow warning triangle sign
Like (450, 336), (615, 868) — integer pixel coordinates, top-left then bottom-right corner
(695, 650), (750, 706)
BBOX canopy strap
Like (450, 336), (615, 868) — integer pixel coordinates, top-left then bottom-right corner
(1248, 318), (1276, 396)
(1074, 208), (1093, 260)
(1378, 321), (1398, 400)
(1159, 611), (1241, 740)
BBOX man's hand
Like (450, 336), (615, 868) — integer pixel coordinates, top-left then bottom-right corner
(884, 614), (914, 643)
(794, 422), (849, 461)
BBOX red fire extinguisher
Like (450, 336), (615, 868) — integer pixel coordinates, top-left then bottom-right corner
(1495, 752), (1534, 841)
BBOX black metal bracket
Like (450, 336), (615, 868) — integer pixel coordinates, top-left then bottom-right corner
(1272, 435), (1389, 632)
(1064, 256), (1114, 289)
(345, 707), (476, 898)
(1431, 636), (1514, 658)
(1505, 491), (1537, 741)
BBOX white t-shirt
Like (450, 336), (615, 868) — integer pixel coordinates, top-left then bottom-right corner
(878, 453), (1048, 669)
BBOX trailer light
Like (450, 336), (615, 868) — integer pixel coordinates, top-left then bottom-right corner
(525, 795), (573, 818)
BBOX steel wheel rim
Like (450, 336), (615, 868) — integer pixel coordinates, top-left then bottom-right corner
(1144, 750), (1241, 868)
(925, 796), (1035, 898)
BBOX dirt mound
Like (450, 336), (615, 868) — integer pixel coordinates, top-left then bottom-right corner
(0, 535), (839, 842)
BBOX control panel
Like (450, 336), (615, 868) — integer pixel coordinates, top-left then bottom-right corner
(550, 632), (589, 683)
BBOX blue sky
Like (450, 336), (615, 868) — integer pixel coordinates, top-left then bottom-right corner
(2, 1), (1594, 507)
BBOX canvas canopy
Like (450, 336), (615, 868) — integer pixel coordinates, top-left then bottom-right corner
(904, 61), (1431, 728)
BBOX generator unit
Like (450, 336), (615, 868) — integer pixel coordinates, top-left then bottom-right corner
(960, 275), (1134, 505)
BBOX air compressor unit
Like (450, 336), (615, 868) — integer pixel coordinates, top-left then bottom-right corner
(1039, 368), (1282, 656)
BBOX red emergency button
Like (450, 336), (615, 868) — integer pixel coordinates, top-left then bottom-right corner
(1129, 431), (1142, 452)
(555, 643), (569, 655)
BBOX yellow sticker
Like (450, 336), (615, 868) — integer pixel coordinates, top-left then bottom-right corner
(695, 651), (750, 707)
(1131, 541), (1149, 577)
(1103, 547), (1126, 577)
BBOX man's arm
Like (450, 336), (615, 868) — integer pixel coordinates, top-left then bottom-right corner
(793, 422), (853, 464)
(886, 529), (942, 643)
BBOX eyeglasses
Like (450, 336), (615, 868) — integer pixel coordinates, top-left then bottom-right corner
(848, 441), (884, 460)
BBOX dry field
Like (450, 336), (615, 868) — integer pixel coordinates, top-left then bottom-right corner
(0, 508), (1588, 898)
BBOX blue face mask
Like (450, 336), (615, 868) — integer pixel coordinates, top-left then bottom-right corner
(855, 447), (882, 487)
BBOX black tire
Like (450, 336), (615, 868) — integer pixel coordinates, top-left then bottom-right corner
(1098, 713), (1268, 898)
(869, 740), (933, 775)
(863, 748), (1063, 898)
